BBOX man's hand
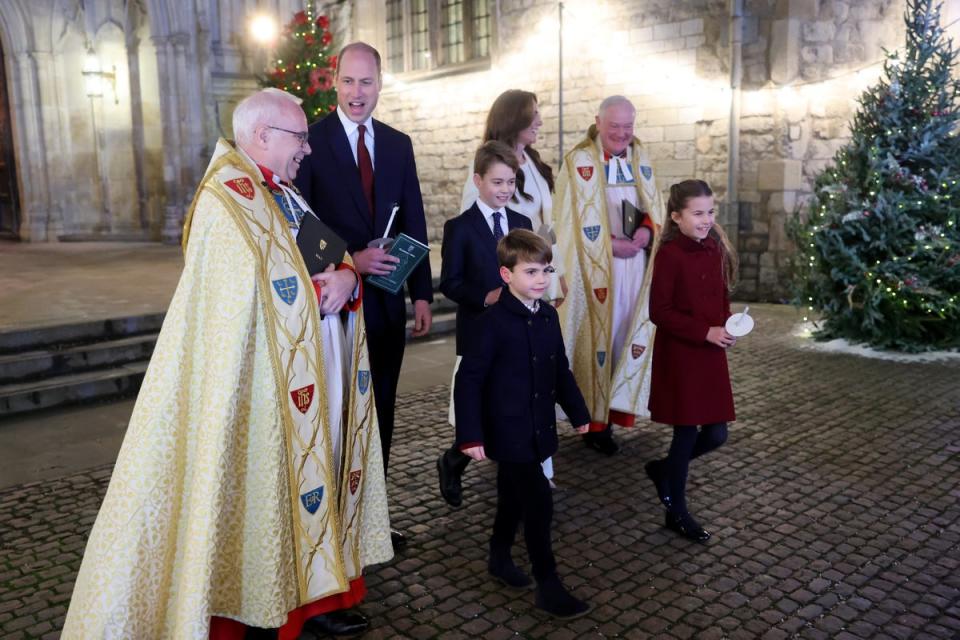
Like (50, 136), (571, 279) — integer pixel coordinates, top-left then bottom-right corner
(611, 237), (641, 259)
(574, 423), (590, 435)
(706, 326), (737, 348)
(553, 275), (569, 308)
(462, 445), (487, 461)
(484, 287), (502, 307)
(412, 299), (432, 337)
(352, 247), (400, 276)
(312, 265), (357, 315)
(632, 226), (652, 249)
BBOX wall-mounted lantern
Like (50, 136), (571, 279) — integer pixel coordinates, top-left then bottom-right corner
(82, 49), (118, 104)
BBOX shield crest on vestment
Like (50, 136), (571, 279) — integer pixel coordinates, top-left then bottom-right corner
(631, 344), (646, 359)
(225, 177), (256, 200)
(272, 277), (299, 305)
(583, 225), (601, 242)
(300, 486), (324, 515)
(290, 384), (315, 414)
(640, 166), (653, 180)
(577, 166), (594, 181)
(596, 351), (606, 367)
(357, 370), (371, 394)
(593, 288), (608, 303)
(349, 470), (362, 495)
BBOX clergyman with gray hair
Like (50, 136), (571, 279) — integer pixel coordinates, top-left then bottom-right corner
(553, 96), (667, 456)
(61, 88), (392, 639)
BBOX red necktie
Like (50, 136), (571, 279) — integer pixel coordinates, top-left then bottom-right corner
(357, 124), (375, 217)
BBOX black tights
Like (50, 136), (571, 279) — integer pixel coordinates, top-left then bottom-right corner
(664, 423), (728, 514)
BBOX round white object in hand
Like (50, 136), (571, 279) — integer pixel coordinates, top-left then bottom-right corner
(725, 306), (754, 337)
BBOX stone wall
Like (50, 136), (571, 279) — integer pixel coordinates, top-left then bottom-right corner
(350, 0), (908, 300)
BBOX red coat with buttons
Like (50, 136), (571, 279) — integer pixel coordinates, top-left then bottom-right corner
(648, 233), (735, 426)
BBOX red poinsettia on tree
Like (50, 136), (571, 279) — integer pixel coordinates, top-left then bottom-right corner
(259, 6), (338, 121)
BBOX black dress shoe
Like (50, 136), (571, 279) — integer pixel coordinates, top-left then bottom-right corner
(534, 576), (591, 619)
(390, 529), (407, 551)
(488, 553), (533, 590)
(437, 450), (464, 508)
(304, 609), (368, 637)
(582, 430), (620, 455)
(665, 511), (711, 543)
(644, 459), (673, 510)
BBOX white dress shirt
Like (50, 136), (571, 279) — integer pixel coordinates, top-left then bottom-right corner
(336, 106), (375, 168)
(475, 198), (507, 237)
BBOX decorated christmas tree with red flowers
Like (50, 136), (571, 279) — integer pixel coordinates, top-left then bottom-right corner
(787, 0), (960, 351)
(259, 5), (338, 122)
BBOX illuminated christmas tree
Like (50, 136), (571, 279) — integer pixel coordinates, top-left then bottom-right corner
(787, 0), (960, 351)
(259, 5), (338, 121)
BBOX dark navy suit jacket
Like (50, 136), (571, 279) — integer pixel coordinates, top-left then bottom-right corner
(454, 290), (591, 463)
(294, 113), (434, 332)
(439, 203), (532, 355)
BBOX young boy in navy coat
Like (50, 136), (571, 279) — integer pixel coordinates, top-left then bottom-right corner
(454, 229), (592, 618)
(436, 141), (532, 508)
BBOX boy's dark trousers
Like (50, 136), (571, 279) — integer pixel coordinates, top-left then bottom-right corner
(490, 460), (557, 582)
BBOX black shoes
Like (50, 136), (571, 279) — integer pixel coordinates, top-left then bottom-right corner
(582, 429), (620, 456)
(534, 576), (591, 619)
(488, 555), (533, 590)
(303, 609), (369, 637)
(437, 449), (466, 507)
(390, 529), (407, 551)
(644, 459), (673, 510)
(665, 511), (711, 543)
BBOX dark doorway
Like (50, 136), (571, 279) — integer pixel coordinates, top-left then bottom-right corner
(0, 41), (20, 239)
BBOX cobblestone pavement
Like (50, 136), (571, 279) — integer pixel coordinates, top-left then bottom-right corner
(1, 304), (959, 639)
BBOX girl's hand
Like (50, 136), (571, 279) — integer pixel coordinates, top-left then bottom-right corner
(574, 424), (590, 434)
(706, 326), (737, 348)
(463, 445), (487, 461)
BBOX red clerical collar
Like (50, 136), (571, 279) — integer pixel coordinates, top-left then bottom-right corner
(603, 149), (628, 161)
(257, 165), (286, 190)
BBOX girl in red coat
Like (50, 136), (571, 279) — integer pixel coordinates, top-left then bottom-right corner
(645, 179), (739, 543)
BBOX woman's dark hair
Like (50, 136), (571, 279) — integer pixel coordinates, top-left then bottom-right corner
(482, 90), (555, 201)
(663, 179), (739, 291)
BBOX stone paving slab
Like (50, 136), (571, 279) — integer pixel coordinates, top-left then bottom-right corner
(1, 304), (959, 638)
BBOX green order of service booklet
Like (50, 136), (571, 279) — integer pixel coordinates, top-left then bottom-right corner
(366, 233), (430, 295)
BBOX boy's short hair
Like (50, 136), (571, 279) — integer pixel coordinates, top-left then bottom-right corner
(474, 140), (520, 177)
(498, 229), (552, 269)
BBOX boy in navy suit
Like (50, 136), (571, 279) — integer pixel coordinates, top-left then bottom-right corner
(454, 229), (592, 618)
(436, 141), (532, 508)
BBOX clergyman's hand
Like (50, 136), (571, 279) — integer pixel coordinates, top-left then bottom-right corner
(462, 445), (487, 461)
(312, 265), (357, 314)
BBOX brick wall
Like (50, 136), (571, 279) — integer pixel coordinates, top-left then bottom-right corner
(339, 0), (906, 300)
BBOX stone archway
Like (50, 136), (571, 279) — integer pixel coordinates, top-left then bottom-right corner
(0, 31), (20, 238)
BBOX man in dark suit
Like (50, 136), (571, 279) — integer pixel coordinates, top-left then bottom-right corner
(436, 141), (532, 508)
(295, 42), (433, 552)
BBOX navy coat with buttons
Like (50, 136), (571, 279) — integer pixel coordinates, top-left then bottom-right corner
(454, 289), (592, 463)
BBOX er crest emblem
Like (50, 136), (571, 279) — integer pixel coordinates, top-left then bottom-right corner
(631, 344), (646, 359)
(593, 288), (608, 303)
(596, 351), (607, 367)
(576, 166), (594, 181)
(582, 225), (601, 242)
(300, 486), (324, 515)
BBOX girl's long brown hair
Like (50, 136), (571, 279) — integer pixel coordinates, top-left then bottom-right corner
(662, 180), (739, 291)
(482, 90), (555, 201)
